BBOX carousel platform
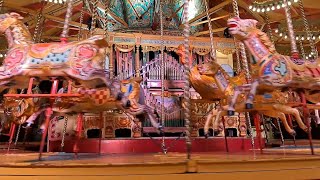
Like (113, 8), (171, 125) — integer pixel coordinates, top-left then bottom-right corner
(0, 150), (320, 179)
(48, 137), (263, 154)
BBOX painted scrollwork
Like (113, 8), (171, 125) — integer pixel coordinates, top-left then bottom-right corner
(115, 45), (135, 52)
(216, 49), (236, 55)
(142, 46), (161, 52)
(193, 48), (210, 56)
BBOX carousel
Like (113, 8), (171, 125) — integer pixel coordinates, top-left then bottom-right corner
(0, 0), (320, 179)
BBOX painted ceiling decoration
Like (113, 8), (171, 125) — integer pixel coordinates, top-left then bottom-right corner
(94, 0), (205, 33)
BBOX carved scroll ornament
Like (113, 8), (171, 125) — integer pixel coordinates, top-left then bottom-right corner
(116, 45), (135, 52)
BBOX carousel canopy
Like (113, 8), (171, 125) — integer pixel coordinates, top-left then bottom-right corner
(0, 0), (320, 55)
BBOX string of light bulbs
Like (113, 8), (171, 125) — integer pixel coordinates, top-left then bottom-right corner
(274, 28), (320, 41)
(44, 0), (67, 4)
(249, 0), (298, 13)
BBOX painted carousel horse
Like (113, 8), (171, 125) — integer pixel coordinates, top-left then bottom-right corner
(176, 44), (306, 135)
(197, 61), (307, 136)
(227, 17), (320, 113)
(0, 12), (111, 89)
(176, 44), (232, 100)
(3, 87), (46, 124)
(23, 77), (162, 132)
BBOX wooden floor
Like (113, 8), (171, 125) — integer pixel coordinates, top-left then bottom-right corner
(0, 147), (320, 179)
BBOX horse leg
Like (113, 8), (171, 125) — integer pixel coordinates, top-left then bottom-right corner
(214, 110), (227, 132)
(263, 111), (295, 136)
(274, 104), (308, 132)
(315, 107), (320, 125)
(204, 111), (213, 138)
(227, 88), (241, 116)
(204, 109), (218, 138)
(245, 80), (259, 109)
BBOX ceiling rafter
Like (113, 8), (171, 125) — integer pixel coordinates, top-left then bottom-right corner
(96, 1), (129, 28)
(43, 11), (82, 37)
(194, 27), (226, 37)
(3, 1), (89, 30)
(237, 0), (264, 22)
(180, 0), (232, 29)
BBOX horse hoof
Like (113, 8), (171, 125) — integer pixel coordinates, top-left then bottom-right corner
(158, 125), (164, 135)
(126, 100), (131, 107)
(245, 103), (253, 109)
(304, 127), (310, 132)
(290, 130), (296, 137)
(116, 93), (124, 100)
(204, 133), (209, 139)
(227, 110), (235, 116)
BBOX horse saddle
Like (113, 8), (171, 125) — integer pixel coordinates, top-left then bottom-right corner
(29, 43), (62, 59)
(288, 56), (320, 72)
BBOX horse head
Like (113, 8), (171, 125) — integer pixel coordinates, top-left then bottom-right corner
(0, 12), (24, 33)
(120, 77), (143, 109)
(197, 61), (223, 76)
(227, 17), (258, 40)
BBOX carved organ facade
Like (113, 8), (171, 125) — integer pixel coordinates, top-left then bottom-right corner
(49, 32), (246, 140)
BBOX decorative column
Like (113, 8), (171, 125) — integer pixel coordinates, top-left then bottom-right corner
(283, 0), (298, 56)
(135, 45), (140, 77)
(142, 51), (147, 66)
(109, 44), (114, 78)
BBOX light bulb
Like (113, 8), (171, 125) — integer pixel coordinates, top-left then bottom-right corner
(288, 1), (292, 5)
(279, 33), (283, 37)
(306, 56), (309, 59)
(313, 36), (316, 40)
(277, 4), (281, 9)
(257, 8), (261, 12)
(271, 6), (275, 10)
(262, 8), (265, 12)
(249, 5), (253, 9)
(301, 36), (305, 40)
(266, 7), (270, 11)
(275, 29), (279, 33)
(0, 54), (2, 58)
(284, 35), (288, 39)
(307, 36), (310, 40)
(294, 0), (298, 2)
(296, 36), (299, 40)
(309, 54), (312, 57)
(318, 35), (320, 39)
(282, 3), (285, 7)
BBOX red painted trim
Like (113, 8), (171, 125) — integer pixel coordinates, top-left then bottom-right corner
(49, 138), (264, 154)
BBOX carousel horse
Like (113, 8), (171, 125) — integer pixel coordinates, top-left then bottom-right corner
(197, 61), (307, 136)
(3, 87), (46, 124)
(177, 45), (222, 100)
(227, 17), (320, 113)
(0, 12), (112, 90)
(23, 77), (162, 133)
(176, 44), (306, 135)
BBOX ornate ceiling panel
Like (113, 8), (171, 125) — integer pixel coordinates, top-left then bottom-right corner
(98, 0), (205, 33)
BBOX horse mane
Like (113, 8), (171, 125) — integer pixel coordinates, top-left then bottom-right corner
(9, 20), (33, 43)
(252, 28), (277, 54)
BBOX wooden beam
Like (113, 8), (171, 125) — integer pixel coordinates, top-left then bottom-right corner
(190, 14), (229, 26)
(194, 27), (226, 36)
(180, 0), (232, 28)
(43, 12), (82, 37)
(237, 0), (264, 22)
(4, 1), (88, 30)
(97, 1), (129, 28)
